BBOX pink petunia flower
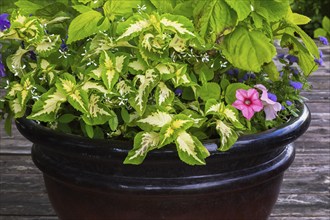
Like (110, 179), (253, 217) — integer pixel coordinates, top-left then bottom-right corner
(232, 88), (263, 120)
(254, 84), (282, 120)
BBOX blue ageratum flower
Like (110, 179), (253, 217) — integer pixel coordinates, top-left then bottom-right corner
(0, 13), (10, 31)
(286, 100), (293, 106)
(0, 55), (5, 78)
(289, 81), (303, 90)
(314, 58), (324, 66)
(267, 92), (277, 102)
(286, 55), (299, 63)
(175, 88), (183, 96)
(319, 36), (329, 45)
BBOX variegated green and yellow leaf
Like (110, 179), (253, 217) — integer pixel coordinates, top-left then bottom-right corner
(82, 94), (114, 125)
(116, 15), (151, 40)
(171, 64), (192, 87)
(215, 120), (238, 151)
(90, 66), (103, 80)
(160, 114), (194, 146)
(115, 53), (129, 73)
(81, 81), (108, 94)
(35, 34), (61, 57)
(169, 34), (187, 52)
(128, 59), (147, 73)
(124, 131), (160, 165)
(116, 80), (133, 96)
(28, 88), (67, 122)
(68, 89), (89, 113)
(222, 105), (244, 129)
(205, 99), (221, 115)
(6, 83), (23, 99)
(129, 69), (160, 115)
(10, 12), (44, 44)
(160, 14), (195, 37)
(7, 47), (29, 77)
(100, 51), (119, 90)
(56, 73), (76, 94)
(175, 131), (210, 165)
(137, 110), (172, 131)
(180, 109), (207, 128)
(9, 98), (25, 118)
(155, 82), (174, 106)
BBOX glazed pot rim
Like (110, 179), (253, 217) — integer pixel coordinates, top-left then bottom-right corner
(16, 103), (311, 156)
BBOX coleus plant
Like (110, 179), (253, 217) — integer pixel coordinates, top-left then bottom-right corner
(0, 0), (326, 165)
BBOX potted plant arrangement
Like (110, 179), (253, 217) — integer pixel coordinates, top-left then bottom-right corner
(0, 0), (327, 219)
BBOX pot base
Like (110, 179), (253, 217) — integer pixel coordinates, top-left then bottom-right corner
(44, 172), (283, 220)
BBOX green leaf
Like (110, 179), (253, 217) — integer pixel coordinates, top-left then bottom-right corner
(121, 107), (130, 123)
(109, 115), (119, 131)
(322, 16), (330, 33)
(67, 10), (110, 44)
(14, 0), (43, 15)
(28, 88), (67, 122)
(285, 8), (311, 25)
(225, 83), (250, 104)
(103, 0), (141, 21)
(287, 23), (320, 59)
(263, 61), (280, 81)
(72, 5), (93, 14)
(224, 0), (251, 21)
(222, 26), (276, 72)
(175, 131), (210, 165)
(85, 124), (94, 139)
(58, 114), (77, 123)
(215, 120), (238, 151)
(253, 0), (289, 22)
(124, 131), (160, 165)
(150, 0), (174, 12)
(198, 82), (220, 101)
(193, 0), (237, 43)
(281, 34), (318, 76)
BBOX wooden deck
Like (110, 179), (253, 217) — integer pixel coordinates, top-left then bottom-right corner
(0, 44), (329, 219)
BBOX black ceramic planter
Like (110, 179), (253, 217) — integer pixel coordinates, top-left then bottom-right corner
(16, 104), (311, 220)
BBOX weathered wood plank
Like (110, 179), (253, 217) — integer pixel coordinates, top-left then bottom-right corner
(0, 192), (55, 216)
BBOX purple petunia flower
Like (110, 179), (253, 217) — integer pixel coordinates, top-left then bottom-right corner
(267, 92), (277, 102)
(0, 13), (10, 31)
(0, 55), (5, 78)
(277, 53), (285, 59)
(289, 81), (303, 90)
(319, 36), (329, 45)
(286, 55), (299, 63)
